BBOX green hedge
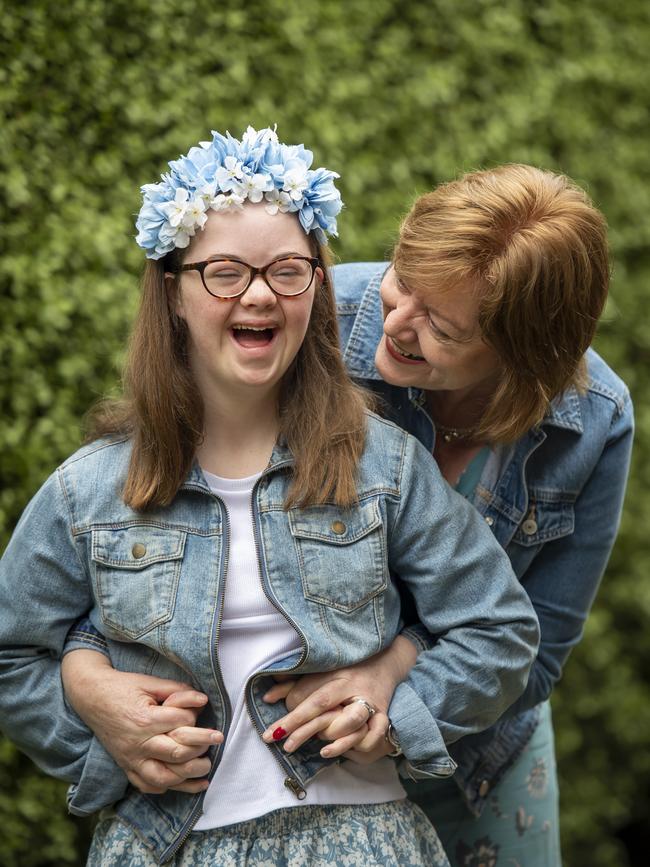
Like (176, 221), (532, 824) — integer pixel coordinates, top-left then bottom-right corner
(1, 1), (649, 864)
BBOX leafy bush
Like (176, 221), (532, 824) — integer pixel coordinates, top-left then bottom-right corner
(1, 1), (648, 863)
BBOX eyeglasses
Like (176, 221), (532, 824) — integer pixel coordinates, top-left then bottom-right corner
(176, 255), (320, 299)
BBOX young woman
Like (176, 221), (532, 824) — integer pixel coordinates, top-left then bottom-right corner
(0, 128), (539, 866)
(63, 163), (632, 867)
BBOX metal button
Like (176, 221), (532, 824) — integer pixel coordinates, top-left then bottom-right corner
(478, 779), (490, 797)
(522, 519), (538, 535)
(132, 543), (147, 559)
(331, 520), (346, 535)
(484, 515), (494, 527)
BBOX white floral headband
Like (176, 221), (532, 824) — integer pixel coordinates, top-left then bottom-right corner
(135, 126), (343, 259)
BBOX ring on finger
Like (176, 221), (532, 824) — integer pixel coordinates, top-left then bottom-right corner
(346, 696), (377, 718)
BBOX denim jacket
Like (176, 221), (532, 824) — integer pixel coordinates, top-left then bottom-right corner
(332, 262), (634, 815)
(0, 411), (539, 863)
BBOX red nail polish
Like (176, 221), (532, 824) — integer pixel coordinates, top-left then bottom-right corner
(272, 726), (287, 741)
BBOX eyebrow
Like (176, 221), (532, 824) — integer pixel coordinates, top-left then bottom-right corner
(205, 251), (308, 262)
(394, 270), (471, 336)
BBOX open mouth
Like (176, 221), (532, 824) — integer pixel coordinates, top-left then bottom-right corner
(231, 324), (277, 348)
(386, 337), (425, 363)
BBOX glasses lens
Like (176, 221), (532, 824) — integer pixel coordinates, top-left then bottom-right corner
(203, 260), (249, 297)
(267, 258), (313, 295)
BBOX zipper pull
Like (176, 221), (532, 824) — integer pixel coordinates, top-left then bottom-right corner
(284, 777), (307, 800)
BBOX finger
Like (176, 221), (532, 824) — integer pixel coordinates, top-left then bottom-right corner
(280, 711), (342, 753)
(162, 690), (209, 709)
(126, 769), (168, 795)
(313, 701), (378, 742)
(353, 712), (389, 753)
(135, 675), (196, 704)
(134, 755), (212, 790)
(262, 682), (295, 703)
(168, 779), (211, 793)
(261, 683), (351, 739)
(142, 730), (221, 764)
(319, 725), (369, 759)
(167, 727), (224, 749)
(140, 704), (201, 732)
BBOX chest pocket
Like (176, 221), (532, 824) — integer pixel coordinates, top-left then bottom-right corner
(289, 500), (388, 612)
(91, 526), (186, 639)
(512, 490), (575, 547)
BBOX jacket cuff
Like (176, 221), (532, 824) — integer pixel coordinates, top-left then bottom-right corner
(399, 623), (434, 654)
(63, 620), (111, 660)
(388, 681), (457, 780)
(67, 735), (129, 816)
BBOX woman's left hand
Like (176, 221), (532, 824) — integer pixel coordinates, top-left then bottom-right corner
(261, 637), (416, 758)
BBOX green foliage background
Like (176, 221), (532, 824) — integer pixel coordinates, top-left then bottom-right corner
(1, 1), (649, 864)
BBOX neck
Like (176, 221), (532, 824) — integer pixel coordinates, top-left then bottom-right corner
(426, 383), (494, 431)
(198, 387), (281, 478)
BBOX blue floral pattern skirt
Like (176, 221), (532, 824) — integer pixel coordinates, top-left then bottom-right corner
(406, 701), (561, 867)
(87, 799), (450, 866)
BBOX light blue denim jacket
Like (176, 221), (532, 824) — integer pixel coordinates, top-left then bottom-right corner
(332, 262), (634, 815)
(0, 410), (539, 863)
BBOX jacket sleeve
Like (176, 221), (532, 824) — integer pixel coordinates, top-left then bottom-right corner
(0, 469), (128, 809)
(501, 389), (634, 719)
(386, 434), (540, 780)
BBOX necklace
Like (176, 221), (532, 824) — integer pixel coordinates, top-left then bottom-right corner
(435, 423), (477, 444)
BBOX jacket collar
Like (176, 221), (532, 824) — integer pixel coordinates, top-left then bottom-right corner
(341, 265), (388, 381)
(181, 441), (294, 494)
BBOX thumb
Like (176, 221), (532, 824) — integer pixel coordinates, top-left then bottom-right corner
(135, 676), (196, 704)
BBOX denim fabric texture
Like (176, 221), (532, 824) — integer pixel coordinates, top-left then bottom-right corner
(332, 262), (633, 817)
(0, 411), (539, 864)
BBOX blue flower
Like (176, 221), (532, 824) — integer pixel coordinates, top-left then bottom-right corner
(135, 126), (343, 258)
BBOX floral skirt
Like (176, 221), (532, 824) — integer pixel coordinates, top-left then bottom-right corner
(406, 701), (561, 867)
(87, 799), (450, 866)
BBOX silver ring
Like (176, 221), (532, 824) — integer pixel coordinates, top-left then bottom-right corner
(347, 696), (377, 718)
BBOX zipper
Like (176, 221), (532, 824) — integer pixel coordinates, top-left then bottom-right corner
(243, 471), (309, 798)
(161, 492), (233, 863)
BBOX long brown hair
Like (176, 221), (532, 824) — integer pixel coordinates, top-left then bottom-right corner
(88, 229), (370, 511)
(395, 164), (609, 442)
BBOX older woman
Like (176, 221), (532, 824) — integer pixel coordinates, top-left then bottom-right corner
(57, 165), (632, 866)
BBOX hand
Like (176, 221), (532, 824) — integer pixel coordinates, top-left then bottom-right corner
(61, 650), (221, 794)
(261, 636), (416, 759)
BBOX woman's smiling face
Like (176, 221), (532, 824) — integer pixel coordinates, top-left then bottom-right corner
(375, 266), (502, 398)
(171, 203), (320, 405)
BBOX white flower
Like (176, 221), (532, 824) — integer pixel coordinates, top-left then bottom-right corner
(238, 172), (274, 203)
(282, 165), (309, 201)
(264, 189), (292, 214)
(159, 187), (191, 228)
(180, 196), (208, 230)
(195, 182), (218, 206)
(215, 155), (244, 189)
(211, 192), (245, 212)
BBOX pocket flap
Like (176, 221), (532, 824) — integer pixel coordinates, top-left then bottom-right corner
(288, 500), (381, 545)
(92, 526), (186, 569)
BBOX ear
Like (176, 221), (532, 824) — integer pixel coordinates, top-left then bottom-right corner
(314, 266), (324, 288)
(165, 272), (184, 320)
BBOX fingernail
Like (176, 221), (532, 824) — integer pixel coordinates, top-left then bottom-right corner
(283, 739), (295, 753)
(210, 732), (222, 744)
(272, 726), (287, 741)
(321, 747), (332, 758)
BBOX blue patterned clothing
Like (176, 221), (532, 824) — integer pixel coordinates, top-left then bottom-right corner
(87, 801), (450, 867)
(406, 701), (560, 867)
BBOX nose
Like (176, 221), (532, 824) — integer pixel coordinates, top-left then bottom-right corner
(239, 274), (277, 308)
(383, 292), (420, 344)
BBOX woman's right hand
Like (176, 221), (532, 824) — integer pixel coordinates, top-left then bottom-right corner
(61, 650), (221, 794)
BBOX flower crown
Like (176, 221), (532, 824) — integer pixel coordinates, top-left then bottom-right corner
(135, 126), (343, 259)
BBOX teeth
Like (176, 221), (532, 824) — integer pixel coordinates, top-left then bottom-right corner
(391, 339), (423, 360)
(232, 324), (274, 331)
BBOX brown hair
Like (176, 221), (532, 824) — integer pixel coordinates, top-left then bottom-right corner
(88, 231), (370, 511)
(394, 164), (609, 443)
